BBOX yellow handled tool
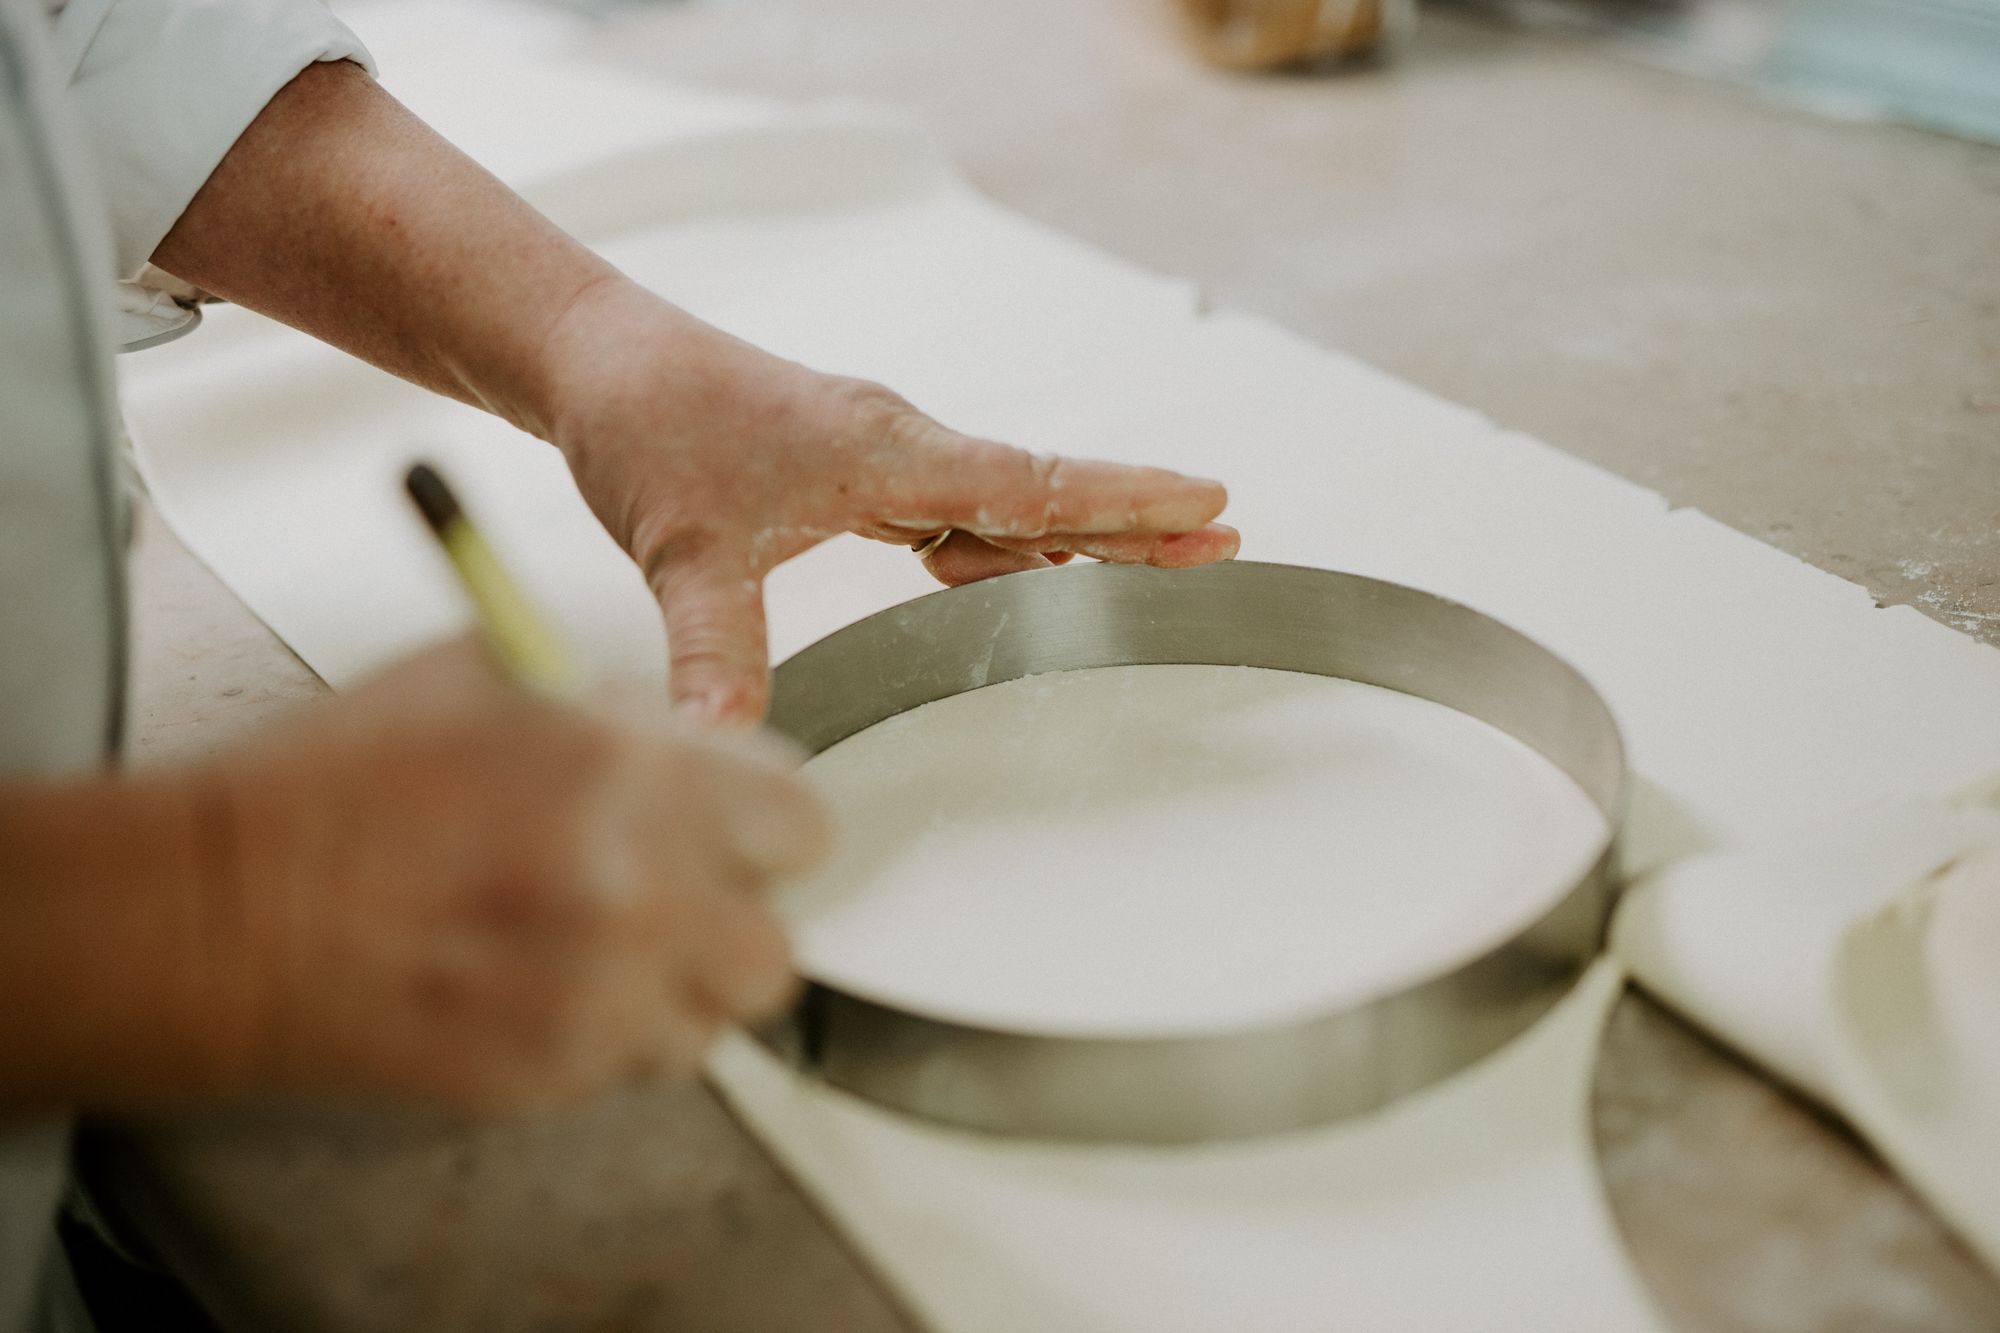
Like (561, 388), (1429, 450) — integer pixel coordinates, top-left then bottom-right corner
(404, 461), (580, 697)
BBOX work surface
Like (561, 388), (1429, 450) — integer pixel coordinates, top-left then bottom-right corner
(107, 1), (2000, 1328)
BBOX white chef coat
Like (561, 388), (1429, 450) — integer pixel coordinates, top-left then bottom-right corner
(0, 2), (368, 1327)
(48, 0), (376, 349)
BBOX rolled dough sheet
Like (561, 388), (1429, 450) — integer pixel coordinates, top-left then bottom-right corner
(784, 664), (1608, 1035)
(747, 665), (1658, 1330)
(711, 960), (1658, 1333)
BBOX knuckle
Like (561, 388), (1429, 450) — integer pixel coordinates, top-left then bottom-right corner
(832, 376), (907, 420)
(828, 377), (917, 455)
(865, 395), (955, 462)
(877, 411), (935, 461)
(968, 446), (1054, 538)
(668, 637), (748, 678)
(662, 606), (761, 678)
(642, 530), (715, 601)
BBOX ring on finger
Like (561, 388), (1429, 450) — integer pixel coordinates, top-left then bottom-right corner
(912, 529), (953, 559)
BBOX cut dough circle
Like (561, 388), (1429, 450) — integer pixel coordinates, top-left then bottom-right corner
(779, 664), (1608, 1036)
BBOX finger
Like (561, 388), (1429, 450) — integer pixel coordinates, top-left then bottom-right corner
(879, 422), (1226, 539)
(592, 686), (811, 777)
(653, 1007), (729, 1080)
(713, 763), (834, 878)
(987, 522), (1242, 569)
(943, 444), (1226, 538)
(624, 977), (728, 1083)
(919, 530), (1053, 587)
(651, 550), (770, 724)
(683, 898), (799, 1024)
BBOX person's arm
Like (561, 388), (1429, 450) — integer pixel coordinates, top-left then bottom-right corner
(0, 645), (825, 1118)
(150, 58), (606, 440)
(0, 769), (246, 1112)
(149, 60), (1240, 722)
(51, 0), (373, 348)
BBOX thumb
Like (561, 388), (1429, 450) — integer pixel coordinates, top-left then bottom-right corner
(651, 549), (771, 724)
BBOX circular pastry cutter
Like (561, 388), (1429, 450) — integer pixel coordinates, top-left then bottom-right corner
(757, 561), (1626, 1143)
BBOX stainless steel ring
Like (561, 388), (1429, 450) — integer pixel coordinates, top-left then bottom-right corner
(758, 561), (1627, 1143)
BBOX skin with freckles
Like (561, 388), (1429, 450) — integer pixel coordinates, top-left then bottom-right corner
(151, 60), (1240, 723)
(547, 283), (1238, 720)
(0, 56), (1238, 1116)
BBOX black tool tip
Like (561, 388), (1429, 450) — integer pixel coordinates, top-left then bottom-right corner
(404, 461), (462, 534)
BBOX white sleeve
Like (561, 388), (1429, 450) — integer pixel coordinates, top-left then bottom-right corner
(51, 0), (374, 347)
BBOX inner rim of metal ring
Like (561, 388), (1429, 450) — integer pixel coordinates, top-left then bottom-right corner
(757, 561), (1626, 1144)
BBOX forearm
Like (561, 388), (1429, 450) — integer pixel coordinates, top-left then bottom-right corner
(0, 772), (249, 1115)
(149, 59), (665, 443)
(142, 57), (1239, 730)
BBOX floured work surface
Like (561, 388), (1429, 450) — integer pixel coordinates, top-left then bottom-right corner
(118, 20), (2000, 1331)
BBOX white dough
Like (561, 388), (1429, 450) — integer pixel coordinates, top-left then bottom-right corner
(1618, 785), (2000, 1273)
(708, 959), (1664, 1333)
(1829, 843), (2000, 1271)
(783, 664), (1608, 1035)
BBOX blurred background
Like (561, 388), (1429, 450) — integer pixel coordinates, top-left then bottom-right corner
(1451, 0), (2000, 145)
(504, 0), (1998, 647)
(547, 0), (2000, 143)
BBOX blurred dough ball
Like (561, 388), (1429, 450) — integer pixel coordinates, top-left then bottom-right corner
(1175, 0), (1416, 69)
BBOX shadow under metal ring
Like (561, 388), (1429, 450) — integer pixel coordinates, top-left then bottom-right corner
(757, 561), (1626, 1144)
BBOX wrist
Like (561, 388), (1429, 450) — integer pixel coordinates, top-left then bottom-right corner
(0, 770), (260, 1111)
(532, 275), (736, 457)
(156, 763), (268, 1102)
(520, 271), (649, 447)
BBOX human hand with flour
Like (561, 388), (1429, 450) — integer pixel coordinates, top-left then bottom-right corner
(0, 644), (826, 1113)
(545, 280), (1240, 721)
(152, 60), (1241, 725)
(195, 644), (829, 1109)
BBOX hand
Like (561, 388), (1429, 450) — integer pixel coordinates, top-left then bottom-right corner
(145, 63), (1237, 725)
(544, 280), (1241, 723)
(188, 642), (829, 1112)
